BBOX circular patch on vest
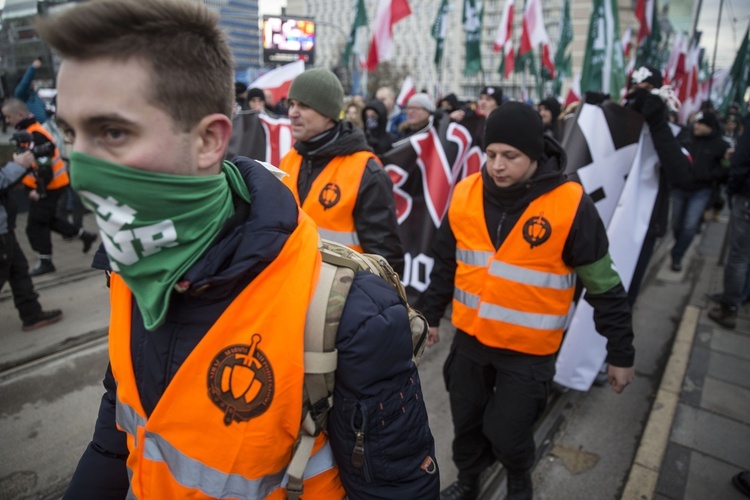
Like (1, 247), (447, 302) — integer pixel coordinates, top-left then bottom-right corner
(522, 213), (552, 248)
(207, 335), (275, 426)
(319, 183), (341, 210)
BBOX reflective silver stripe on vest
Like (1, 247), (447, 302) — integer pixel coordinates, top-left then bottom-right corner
(454, 288), (480, 309)
(116, 398), (146, 437)
(478, 302), (568, 331)
(317, 228), (360, 247)
(139, 431), (335, 499)
(488, 261), (576, 290)
(456, 249), (493, 267)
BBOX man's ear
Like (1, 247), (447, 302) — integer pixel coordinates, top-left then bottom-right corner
(194, 113), (233, 172)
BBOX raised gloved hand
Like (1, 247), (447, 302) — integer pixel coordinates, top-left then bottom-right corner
(625, 88), (666, 126)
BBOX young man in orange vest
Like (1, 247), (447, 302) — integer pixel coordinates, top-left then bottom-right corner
(2, 98), (97, 276)
(39, 1), (437, 498)
(279, 68), (405, 276)
(421, 102), (635, 500)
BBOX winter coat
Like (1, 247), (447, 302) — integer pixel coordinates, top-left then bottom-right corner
(362, 99), (395, 158)
(674, 126), (730, 191)
(65, 157), (438, 499)
(728, 116), (750, 198)
(291, 121), (404, 276)
(419, 136), (635, 368)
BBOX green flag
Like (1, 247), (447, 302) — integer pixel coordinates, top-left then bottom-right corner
(553, 0), (573, 95)
(720, 26), (750, 116)
(463, 0), (484, 76)
(581, 0), (626, 98)
(342, 0), (368, 66)
(432, 0), (450, 69)
(635, 0), (661, 68)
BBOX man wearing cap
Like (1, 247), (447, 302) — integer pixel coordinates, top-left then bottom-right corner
(420, 102), (635, 500)
(279, 68), (404, 275)
(399, 92), (436, 138)
(668, 109), (730, 271)
(450, 86), (504, 149)
(538, 96), (562, 142)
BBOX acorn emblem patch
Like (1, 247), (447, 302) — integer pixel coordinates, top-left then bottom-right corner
(319, 183), (341, 210)
(522, 213), (552, 248)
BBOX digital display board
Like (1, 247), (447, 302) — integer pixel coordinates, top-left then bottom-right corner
(262, 16), (315, 65)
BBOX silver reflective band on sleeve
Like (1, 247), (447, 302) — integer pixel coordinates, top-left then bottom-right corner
(456, 249), (493, 267)
(317, 228), (360, 247)
(489, 261), (576, 290)
(478, 302), (569, 331)
(142, 432), (336, 499)
(454, 288), (480, 309)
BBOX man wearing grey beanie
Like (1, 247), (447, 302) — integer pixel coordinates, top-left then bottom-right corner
(420, 101), (636, 500)
(279, 68), (404, 275)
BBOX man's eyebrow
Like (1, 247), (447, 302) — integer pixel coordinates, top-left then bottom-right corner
(56, 114), (136, 130)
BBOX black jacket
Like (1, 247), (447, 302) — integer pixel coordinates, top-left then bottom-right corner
(420, 136), (635, 367)
(674, 126), (730, 191)
(293, 121), (404, 276)
(361, 99), (395, 158)
(727, 116), (750, 198)
(65, 158), (437, 499)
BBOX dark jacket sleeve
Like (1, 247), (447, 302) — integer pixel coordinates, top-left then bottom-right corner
(353, 158), (405, 277)
(563, 195), (635, 368)
(728, 118), (750, 197)
(418, 213), (457, 326)
(63, 364), (129, 500)
(329, 272), (439, 499)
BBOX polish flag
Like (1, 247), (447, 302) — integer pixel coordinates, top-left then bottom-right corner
(564, 73), (581, 108)
(665, 32), (687, 85)
(249, 60), (305, 102)
(366, 0), (412, 71)
(677, 40), (701, 123)
(396, 76), (416, 108)
(493, 0), (515, 79)
(621, 27), (633, 60)
(519, 0), (554, 78)
(635, 0), (654, 46)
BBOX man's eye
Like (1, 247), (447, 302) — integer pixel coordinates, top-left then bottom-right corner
(106, 128), (125, 139)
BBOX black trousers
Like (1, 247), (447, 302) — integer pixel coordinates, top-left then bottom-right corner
(26, 187), (79, 255)
(0, 231), (42, 323)
(443, 331), (556, 480)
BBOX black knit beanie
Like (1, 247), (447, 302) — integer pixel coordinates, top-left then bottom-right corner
(247, 87), (265, 101)
(288, 68), (344, 121)
(540, 97), (561, 120)
(484, 102), (544, 161)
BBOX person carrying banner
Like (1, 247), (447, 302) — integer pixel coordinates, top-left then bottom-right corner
(449, 86), (503, 149)
(623, 65), (692, 302)
(280, 68), (405, 276)
(420, 102), (635, 500)
(40, 1), (437, 498)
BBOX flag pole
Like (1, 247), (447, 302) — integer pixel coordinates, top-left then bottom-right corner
(708, 0), (725, 98)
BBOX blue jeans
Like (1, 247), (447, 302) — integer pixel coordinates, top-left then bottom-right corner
(671, 187), (712, 264)
(722, 195), (750, 308)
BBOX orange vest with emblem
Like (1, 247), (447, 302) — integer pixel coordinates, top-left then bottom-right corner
(449, 173), (583, 355)
(21, 121), (69, 190)
(109, 212), (345, 499)
(280, 149), (378, 253)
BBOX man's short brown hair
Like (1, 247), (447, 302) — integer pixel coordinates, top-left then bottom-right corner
(36, 0), (234, 131)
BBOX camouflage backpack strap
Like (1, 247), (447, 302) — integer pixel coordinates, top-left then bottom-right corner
(286, 239), (356, 499)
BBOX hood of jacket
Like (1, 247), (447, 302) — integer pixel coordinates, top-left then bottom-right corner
(362, 99), (389, 136)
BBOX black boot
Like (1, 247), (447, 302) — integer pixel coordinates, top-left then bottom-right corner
(80, 230), (98, 253)
(507, 469), (533, 500)
(29, 258), (56, 277)
(23, 309), (63, 331)
(440, 478), (479, 500)
(708, 304), (738, 330)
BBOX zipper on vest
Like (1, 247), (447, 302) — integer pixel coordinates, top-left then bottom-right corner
(495, 212), (507, 249)
(350, 403), (373, 483)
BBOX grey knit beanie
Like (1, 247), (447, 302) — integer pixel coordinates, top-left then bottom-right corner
(288, 68), (344, 121)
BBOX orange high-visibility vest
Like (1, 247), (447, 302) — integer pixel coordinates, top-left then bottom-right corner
(280, 149), (379, 252)
(109, 212), (345, 499)
(449, 173), (583, 355)
(21, 121), (69, 191)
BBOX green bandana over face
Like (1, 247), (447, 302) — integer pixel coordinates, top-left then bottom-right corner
(68, 152), (251, 331)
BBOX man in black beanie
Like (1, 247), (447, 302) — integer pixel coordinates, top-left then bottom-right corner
(538, 96), (562, 141)
(420, 101), (636, 500)
(278, 67), (404, 275)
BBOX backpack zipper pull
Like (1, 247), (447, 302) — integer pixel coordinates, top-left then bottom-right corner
(351, 429), (365, 468)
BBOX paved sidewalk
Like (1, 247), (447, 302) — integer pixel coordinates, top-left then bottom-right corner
(624, 216), (750, 500)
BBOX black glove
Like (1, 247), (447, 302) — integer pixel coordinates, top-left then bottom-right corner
(624, 88), (666, 126)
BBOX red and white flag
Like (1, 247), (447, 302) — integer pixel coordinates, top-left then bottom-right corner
(635, 0), (654, 46)
(564, 72), (581, 108)
(665, 31), (687, 85)
(396, 76), (416, 108)
(678, 39), (701, 123)
(366, 0), (412, 71)
(621, 27), (633, 60)
(493, 0), (515, 78)
(249, 60), (305, 103)
(519, 0), (554, 78)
